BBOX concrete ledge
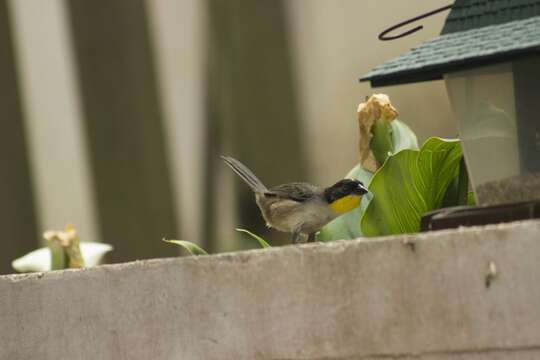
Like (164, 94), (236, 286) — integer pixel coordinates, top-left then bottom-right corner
(2, 220), (540, 359)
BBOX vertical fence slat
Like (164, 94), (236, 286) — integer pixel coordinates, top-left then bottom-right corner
(7, 0), (99, 245)
(67, 0), (178, 262)
(145, 0), (206, 247)
(0, 1), (38, 274)
(204, 0), (307, 251)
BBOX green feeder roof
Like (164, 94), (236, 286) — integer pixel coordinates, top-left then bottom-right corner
(361, 0), (540, 87)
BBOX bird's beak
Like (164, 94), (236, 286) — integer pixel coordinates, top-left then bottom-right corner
(354, 183), (369, 195)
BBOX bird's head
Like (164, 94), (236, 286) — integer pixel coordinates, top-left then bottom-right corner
(324, 179), (369, 214)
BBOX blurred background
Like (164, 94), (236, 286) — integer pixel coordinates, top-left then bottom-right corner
(1, 0), (456, 274)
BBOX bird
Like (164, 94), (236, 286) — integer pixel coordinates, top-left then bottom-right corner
(221, 156), (368, 244)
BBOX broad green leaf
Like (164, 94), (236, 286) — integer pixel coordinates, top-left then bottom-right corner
(318, 121), (418, 242)
(391, 119), (419, 154)
(370, 119), (394, 165)
(12, 242), (113, 273)
(361, 137), (462, 236)
(371, 119), (419, 167)
(163, 239), (208, 255)
(236, 228), (271, 248)
(317, 212), (358, 241)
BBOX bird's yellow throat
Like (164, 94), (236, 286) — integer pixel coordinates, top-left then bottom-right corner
(329, 194), (361, 214)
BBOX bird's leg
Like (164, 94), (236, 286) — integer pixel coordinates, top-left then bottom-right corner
(307, 233), (316, 242)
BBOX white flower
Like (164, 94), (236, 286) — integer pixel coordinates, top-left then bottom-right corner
(11, 242), (113, 273)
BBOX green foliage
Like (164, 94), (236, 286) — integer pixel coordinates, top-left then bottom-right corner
(163, 230), (270, 259)
(236, 228), (271, 248)
(371, 118), (419, 165)
(442, 157), (470, 207)
(163, 239), (208, 255)
(389, 118), (420, 154)
(370, 119), (394, 165)
(467, 191), (476, 206)
(318, 119), (419, 241)
(320, 112), (467, 240)
(361, 138), (462, 236)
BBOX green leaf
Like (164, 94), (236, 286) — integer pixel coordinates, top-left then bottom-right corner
(236, 228), (271, 248)
(317, 214), (357, 241)
(391, 119), (419, 154)
(361, 137), (462, 236)
(318, 121), (418, 242)
(467, 191), (476, 206)
(371, 119), (419, 166)
(370, 119), (394, 165)
(163, 239), (208, 255)
(442, 156), (469, 207)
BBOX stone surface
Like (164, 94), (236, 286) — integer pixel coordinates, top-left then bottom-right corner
(2, 220), (540, 359)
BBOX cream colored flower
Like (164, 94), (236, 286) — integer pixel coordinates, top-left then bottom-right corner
(12, 224), (113, 273)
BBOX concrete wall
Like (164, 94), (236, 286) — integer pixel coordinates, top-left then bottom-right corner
(2, 220), (540, 359)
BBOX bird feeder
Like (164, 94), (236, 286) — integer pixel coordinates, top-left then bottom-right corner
(361, 0), (540, 208)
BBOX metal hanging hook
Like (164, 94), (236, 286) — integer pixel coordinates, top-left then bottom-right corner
(378, 4), (453, 41)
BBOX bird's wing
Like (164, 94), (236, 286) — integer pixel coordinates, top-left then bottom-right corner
(264, 182), (319, 202)
(268, 198), (303, 219)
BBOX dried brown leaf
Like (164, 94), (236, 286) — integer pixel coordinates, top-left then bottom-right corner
(357, 94), (398, 172)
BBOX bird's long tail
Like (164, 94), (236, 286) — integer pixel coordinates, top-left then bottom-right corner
(221, 156), (268, 193)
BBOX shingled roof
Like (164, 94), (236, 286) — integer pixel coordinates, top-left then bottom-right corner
(361, 0), (540, 87)
(443, 0), (540, 33)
